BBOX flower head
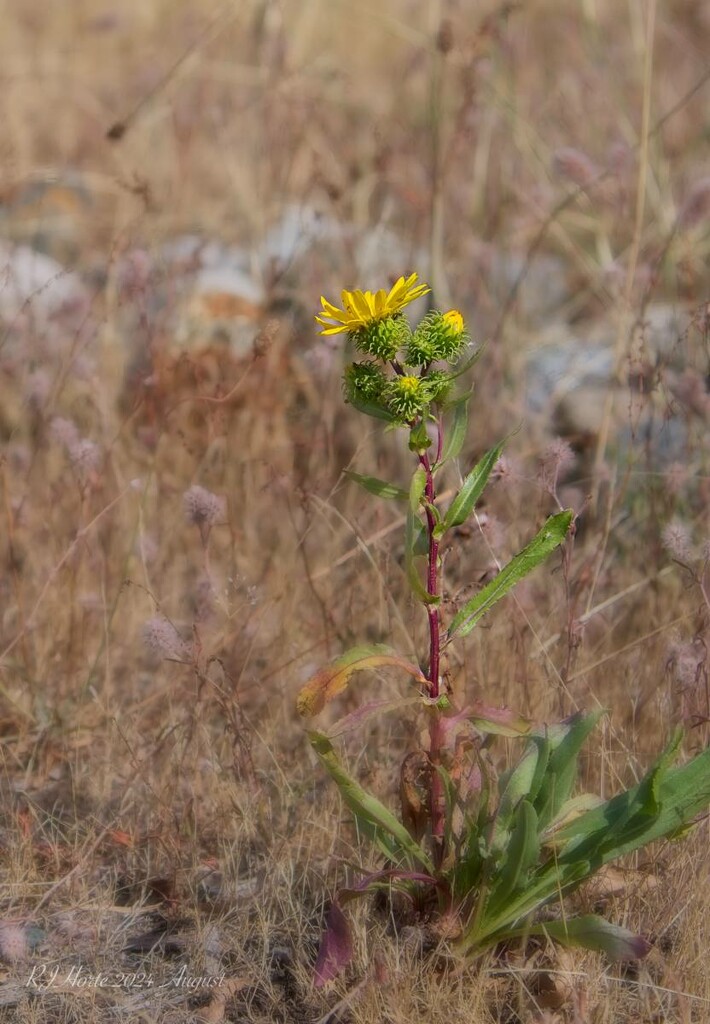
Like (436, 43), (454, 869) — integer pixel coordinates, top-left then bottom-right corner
(384, 374), (427, 421)
(343, 361), (387, 404)
(315, 273), (430, 336)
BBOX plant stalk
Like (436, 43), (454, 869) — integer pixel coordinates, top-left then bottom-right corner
(419, 426), (446, 865)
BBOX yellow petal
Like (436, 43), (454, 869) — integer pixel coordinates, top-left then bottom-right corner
(320, 297), (345, 317)
(386, 276), (406, 304)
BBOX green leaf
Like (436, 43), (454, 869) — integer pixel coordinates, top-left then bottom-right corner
(525, 915), (651, 960)
(447, 510), (573, 640)
(344, 471), (408, 501)
(347, 393), (396, 421)
(405, 501), (438, 606)
(438, 396), (470, 466)
(448, 345), (485, 381)
(308, 732), (434, 872)
(526, 735), (552, 806)
(491, 743), (541, 857)
(470, 858), (592, 948)
(636, 726), (683, 818)
(439, 440), (506, 536)
(534, 708), (607, 828)
(409, 466), (427, 513)
(488, 800), (540, 911)
(408, 421), (432, 453)
(297, 644), (425, 717)
(541, 793), (605, 847)
(553, 733), (710, 866)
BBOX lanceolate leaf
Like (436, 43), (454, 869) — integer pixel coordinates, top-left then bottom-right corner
(296, 645), (426, 717)
(488, 800), (540, 911)
(447, 510), (573, 640)
(491, 743), (541, 856)
(347, 393), (396, 421)
(344, 471), (408, 501)
(327, 696), (425, 738)
(554, 738), (710, 865)
(523, 916), (651, 960)
(308, 732), (434, 872)
(534, 708), (607, 828)
(466, 702), (532, 738)
(439, 439), (506, 536)
(409, 465), (427, 513)
(448, 345), (485, 381)
(406, 504), (438, 605)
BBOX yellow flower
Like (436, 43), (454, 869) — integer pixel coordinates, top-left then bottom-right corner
(315, 273), (430, 336)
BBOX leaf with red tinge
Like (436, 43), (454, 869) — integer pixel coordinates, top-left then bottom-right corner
(466, 701), (531, 737)
(297, 645), (426, 718)
(314, 902), (353, 987)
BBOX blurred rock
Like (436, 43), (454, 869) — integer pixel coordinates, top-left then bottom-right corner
(631, 302), (693, 367)
(0, 240), (88, 329)
(523, 301), (703, 469)
(0, 172), (93, 261)
(261, 203), (345, 276)
(481, 247), (572, 326)
(523, 321), (613, 415)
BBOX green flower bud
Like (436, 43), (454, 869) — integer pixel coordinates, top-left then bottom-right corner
(422, 369), (452, 404)
(404, 330), (435, 366)
(384, 374), (427, 422)
(343, 361), (387, 403)
(409, 309), (468, 364)
(351, 315), (411, 361)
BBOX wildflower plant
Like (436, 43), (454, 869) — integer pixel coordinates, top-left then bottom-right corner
(299, 273), (710, 985)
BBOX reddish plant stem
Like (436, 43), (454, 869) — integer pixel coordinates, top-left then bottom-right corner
(419, 423), (446, 866)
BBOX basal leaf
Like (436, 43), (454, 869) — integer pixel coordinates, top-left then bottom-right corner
(530, 915), (651, 960)
(535, 708), (607, 828)
(297, 645), (425, 717)
(488, 800), (539, 911)
(344, 471), (408, 501)
(554, 738), (710, 866)
(308, 732), (434, 872)
(447, 510), (573, 640)
(471, 859), (592, 948)
(636, 726), (683, 818)
(490, 744), (540, 857)
(541, 793), (605, 847)
(314, 901), (353, 987)
(526, 735), (552, 806)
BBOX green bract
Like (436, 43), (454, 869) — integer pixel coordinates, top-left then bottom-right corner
(351, 315), (411, 360)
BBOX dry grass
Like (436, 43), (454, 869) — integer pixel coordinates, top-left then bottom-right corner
(1, 1), (709, 1021)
